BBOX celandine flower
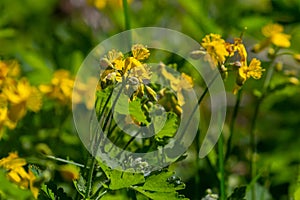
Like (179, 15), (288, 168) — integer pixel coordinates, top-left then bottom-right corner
(39, 70), (74, 105)
(0, 152), (39, 199)
(132, 44), (150, 61)
(100, 44), (153, 100)
(201, 33), (229, 67)
(3, 78), (42, 123)
(234, 58), (265, 94)
(253, 23), (291, 52)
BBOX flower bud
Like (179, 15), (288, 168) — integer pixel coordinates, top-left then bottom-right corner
(275, 62), (283, 72)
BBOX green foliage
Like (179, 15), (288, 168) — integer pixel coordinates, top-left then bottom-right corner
(154, 112), (178, 142)
(227, 186), (246, 200)
(39, 182), (72, 200)
(0, 169), (34, 200)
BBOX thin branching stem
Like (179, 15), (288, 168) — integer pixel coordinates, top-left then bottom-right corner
(225, 88), (243, 161)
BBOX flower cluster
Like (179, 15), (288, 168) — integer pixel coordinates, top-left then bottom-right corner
(0, 60), (42, 136)
(0, 152), (39, 198)
(99, 44), (194, 115)
(199, 33), (265, 93)
(100, 44), (154, 100)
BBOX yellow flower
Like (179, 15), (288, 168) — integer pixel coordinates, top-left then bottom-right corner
(0, 152), (26, 169)
(2, 78), (42, 122)
(124, 57), (143, 72)
(253, 23), (291, 52)
(0, 61), (9, 86)
(0, 152), (39, 198)
(100, 49), (124, 70)
(72, 77), (100, 109)
(0, 60), (20, 86)
(262, 23), (291, 48)
(132, 44), (150, 61)
(201, 33), (229, 67)
(236, 58), (264, 86)
(234, 38), (248, 66)
(160, 64), (193, 106)
(39, 69), (74, 105)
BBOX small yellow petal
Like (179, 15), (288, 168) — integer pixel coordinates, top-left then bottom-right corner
(271, 33), (291, 48)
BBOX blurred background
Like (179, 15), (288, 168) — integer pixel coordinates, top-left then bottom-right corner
(0, 0), (299, 199)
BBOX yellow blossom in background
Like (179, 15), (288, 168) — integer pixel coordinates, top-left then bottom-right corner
(262, 23), (291, 47)
(72, 77), (99, 110)
(0, 94), (9, 131)
(0, 62), (9, 86)
(2, 78), (42, 123)
(201, 33), (229, 67)
(160, 64), (193, 106)
(253, 23), (291, 52)
(39, 69), (74, 105)
(0, 152), (39, 199)
(0, 60), (20, 86)
(87, 0), (133, 10)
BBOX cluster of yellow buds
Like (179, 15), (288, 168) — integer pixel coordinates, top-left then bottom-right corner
(99, 44), (154, 101)
(99, 44), (194, 116)
(0, 60), (42, 137)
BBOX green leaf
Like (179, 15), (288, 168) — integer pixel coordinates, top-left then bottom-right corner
(0, 169), (33, 200)
(98, 161), (145, 190)
(39, 181), (72, 200)
(101, 193), (128, 200)
(112, 92), (129, 115)
(295, 186), (300, 200)
(154, 112), (178, 141)
(129, 99), (149, 125)
(133, 187), (189, 200)
(227, 186), (246, 200)
(73, 175), (86, 197)
(139, 170), (185, 192)
(108, 169), (145, 190)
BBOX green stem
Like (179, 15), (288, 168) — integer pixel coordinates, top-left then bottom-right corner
(195, 129), (201, 198)
(85, 156), (97, 199)
(249, 49), (278, 200)
(249, 99), (261, 200)
(179, 70), (219, 141)
(122, 0), (131, 30)
(225, 88), (243, 160)
(122, 0), (132, 49)
(218, 134), (226, 200)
